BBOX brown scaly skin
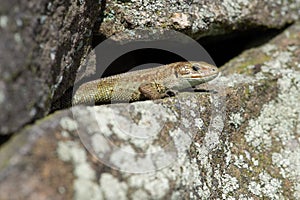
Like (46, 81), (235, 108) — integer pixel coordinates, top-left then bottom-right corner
(72, 61), (219, 105)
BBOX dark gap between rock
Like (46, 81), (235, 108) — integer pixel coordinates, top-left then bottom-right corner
(199, 26), (289, 66)
(0, 135), (12, 146)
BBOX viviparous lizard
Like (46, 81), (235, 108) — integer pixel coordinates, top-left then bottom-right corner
(72, 61), (219, 105)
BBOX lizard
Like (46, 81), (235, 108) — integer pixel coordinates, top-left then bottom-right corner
(71, 61), (219, 106)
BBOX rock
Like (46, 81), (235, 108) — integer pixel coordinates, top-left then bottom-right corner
(0, 0), (102, 135)
(1, 0), (299, 136)
(1, 22), (300, 199)
(98, 0), (300, 39)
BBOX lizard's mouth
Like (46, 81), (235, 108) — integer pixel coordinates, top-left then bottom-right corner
(190, 75), (202, 78)
(187, 72), (220, 79)
(184, 72), (220, 85)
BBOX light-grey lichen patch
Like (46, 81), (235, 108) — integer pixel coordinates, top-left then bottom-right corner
(61, 130), (70, 138)
(57, 141), (101, 199)
(59, 117), (79, 132)
(87, 101), (177, 139)
(100, 173), (128, 200)
(245, 118), (273, 151)
(74, 162), (96, 180)
(224, 142), (233, 167)
(221, 174), (239, 197)
(203, 130), (220, 150)
(74, 179), (103, 200)
(144, 175), (169, 198)
(194, 182), (210, 199)
(248, 85), (254, 92)
(245, 45), (300, 152)
(272, 148), (300, 198)
(91, 134), (111, 155)
(241, 38), (300, 196)
(57, 141), (87, 164)
(15, 18), (23, 27)
(194, 118), (204, 129)
(259, 172), (282, 199)
(169, 128), (192, 153)
(248, 181), (262, 196)
(14, 33), (22, 44)
(72, 102), (189, 172)
(252, 157), (259, 166)
(130, 189), (149, 200)
(248, 171), (282, 199)
(127, 169), (175, 199)
(109, 145), (155, 172)
(0, 15), (8, 28)
(229, 112), (244, 129)
(261, 51), (292, 76)
(233, 154), (249, 169)
(57, 141), (81, 162)
(261, 44), (277, 56)
(210, 114), (225, 132)
(50, 51), (56, 60)
(218, 74), (255, 88)
(39, 15), (47, 24)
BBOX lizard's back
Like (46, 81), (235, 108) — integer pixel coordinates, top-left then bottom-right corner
(72, 64), (175, 105)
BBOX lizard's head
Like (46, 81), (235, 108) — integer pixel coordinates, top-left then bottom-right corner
(173, 61), (219, 86)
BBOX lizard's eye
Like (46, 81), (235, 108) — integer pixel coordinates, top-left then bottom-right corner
(192, 65), (200, 71)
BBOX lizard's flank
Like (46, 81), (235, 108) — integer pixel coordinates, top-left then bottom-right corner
(72, 61), (219, 105)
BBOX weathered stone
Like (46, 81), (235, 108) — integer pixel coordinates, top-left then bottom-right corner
(0, 0), (102, 135)
(98, 0), (300, 40)
(1, 22), (300, 199)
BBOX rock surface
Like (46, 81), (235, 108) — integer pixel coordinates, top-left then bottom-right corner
(98, 0), (300, 39)
(1, 22), (300, 199)
(1, 0), (300, 136)
(0, 0), (102, 135)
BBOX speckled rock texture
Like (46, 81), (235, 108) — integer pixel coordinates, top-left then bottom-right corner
(1, 22), (300, 199)
(98, 0), (300, 39)
(1, 0), (299, 136)
(0, 0), (102, 135)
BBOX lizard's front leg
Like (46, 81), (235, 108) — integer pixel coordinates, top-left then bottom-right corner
(138, 82), (178, 100)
